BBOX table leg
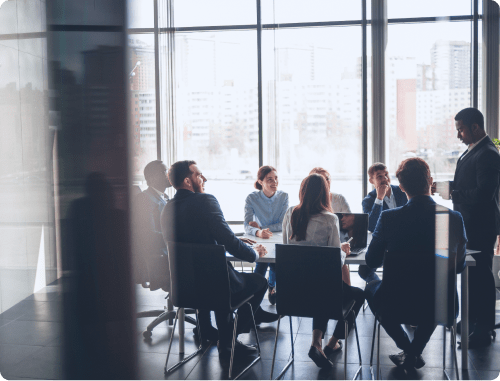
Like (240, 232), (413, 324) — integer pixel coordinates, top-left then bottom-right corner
(179, 307), (185, 354)
(461, 267), (469, 370)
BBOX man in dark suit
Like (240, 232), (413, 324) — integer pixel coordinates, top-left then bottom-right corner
(433, 108), (500, 348)
(365, 157), (467, 370)
(133, 160), (219, 340)
(360, 162), (408, 282)
(161, 160), (279, 357)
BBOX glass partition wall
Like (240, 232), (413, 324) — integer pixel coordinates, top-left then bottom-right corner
(127, 0), (488, 218)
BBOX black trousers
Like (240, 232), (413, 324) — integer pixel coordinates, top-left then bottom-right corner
(312, 282), (365, 340)
(365, 280), (436, 356)
(467, 233), (497, 331)
(215, 272), (267, 344)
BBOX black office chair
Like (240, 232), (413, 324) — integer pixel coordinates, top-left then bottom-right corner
(270, 244), (362, 380)
(369, 249), (459, 380)
(165, 241), (261, 379)
(134, 251), (197, 339)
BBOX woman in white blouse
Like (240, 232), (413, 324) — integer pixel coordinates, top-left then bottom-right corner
(282, 174), (365, 368)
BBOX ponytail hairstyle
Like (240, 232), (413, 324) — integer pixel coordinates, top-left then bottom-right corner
(290, 174), (332, 241)
(254, 165), (277, 190)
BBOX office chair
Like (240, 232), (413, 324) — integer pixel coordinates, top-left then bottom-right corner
(134, 252), (197, 339)
(369, 249), (459, 380)
(165, 241), (261, 379)
(270, 244), (362, 381)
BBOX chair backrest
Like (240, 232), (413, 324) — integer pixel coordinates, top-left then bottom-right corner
(167, 241), (231, 311)
(380, 249), (457, 326)
(275, 244), (343, 319)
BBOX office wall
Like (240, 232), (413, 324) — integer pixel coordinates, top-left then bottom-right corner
(0, 0), (57, 314)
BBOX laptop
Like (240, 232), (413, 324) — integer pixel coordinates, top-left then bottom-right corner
(335, 213), (369, 256)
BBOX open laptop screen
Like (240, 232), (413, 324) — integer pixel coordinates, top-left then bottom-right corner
(335, 213), (369, 250)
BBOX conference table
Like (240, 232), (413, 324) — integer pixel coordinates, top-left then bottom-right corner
(226, 232), (477, 371)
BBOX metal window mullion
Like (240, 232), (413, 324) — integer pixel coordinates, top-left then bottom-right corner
(362, 0), (368, 197)
(257, 0), (263, 167)
(472, 0), (479, 108)
(482, 0), (499, 138)
(154, 0), (162, 160)
(371, 0), (387, 164)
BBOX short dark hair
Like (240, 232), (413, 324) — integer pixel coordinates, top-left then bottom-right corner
(255, 165), (277, 190)
(143, 160), (165, 186)
(455, 107), (484, 130)
(396, 157), (431, 197)
(368, 162), (387, 178)
(168, 160), (196, 189)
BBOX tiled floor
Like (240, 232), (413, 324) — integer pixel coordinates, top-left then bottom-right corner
(1, 275), (499, 380)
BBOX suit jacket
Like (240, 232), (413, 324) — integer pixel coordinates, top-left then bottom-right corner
(133, 187), (169, 290)
(362, 184), (408, 231)
(366, 195), (467, 321)
(161, 189), (257, 294)
(451, 136), (500, 242)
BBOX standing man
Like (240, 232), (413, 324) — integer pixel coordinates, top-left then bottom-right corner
(365, 158), (467, 370)
(161, 160), (279, 358)
(360, 163), (408, 282)
(434, 107), (500, 348)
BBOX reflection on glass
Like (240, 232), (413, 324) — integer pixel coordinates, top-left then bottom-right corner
(128, 34), (157, 180)
(174, 31), (259, 221)
(387, 0), (471, 19)
(174, 0), (256, 27)
(261, 0), (361, 24)
(127, 0), (154, 28)
(262, 27), (363, 211)
(385, 22), (471, 209)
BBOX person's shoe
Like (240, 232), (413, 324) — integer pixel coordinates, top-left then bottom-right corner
(389, 351), (406, 368)
(323, 340), (343, 357)
(217, 340), (258, 357)
(268, 286), (277, 305)
(414, 355), (426, 369)
(403, 354), (417, 371)
(193, 326), (218, 342)
(308, 346), (333, 368)
(254, 308), (280, 325)
(459, 331), (492, 349)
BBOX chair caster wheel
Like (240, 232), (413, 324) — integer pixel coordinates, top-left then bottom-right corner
(143, 330), (152, 339)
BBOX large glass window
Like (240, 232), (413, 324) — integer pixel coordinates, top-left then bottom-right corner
(263, 26), (363, 211)
(385, 21), (472, 208)
(128, 33), (158, 181)
(174, 31), (259, 221)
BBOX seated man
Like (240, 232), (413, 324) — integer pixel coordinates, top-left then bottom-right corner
(133, 160), (218, 341)
(364, 157), (466, 371)
(360, 162), (408, 283)
(161, 160), (279, 357)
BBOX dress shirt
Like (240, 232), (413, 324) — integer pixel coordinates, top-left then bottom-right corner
(282, 206), (345, 265)
(244, 190), (289, 236)
(151, 186), (168, 201)
(374, 189), (396, 209)
(459, 134), (488, 161)
(331, 192), (351, 213)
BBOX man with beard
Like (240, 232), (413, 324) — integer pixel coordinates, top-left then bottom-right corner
(160, 160), (279, 358)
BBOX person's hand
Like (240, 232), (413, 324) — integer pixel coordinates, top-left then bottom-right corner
(431, 182), (437, 195)
(256, 228), (273, 239)
(249, 221), (260, 229)
(341, 242), (351, 256)
(254, 244), (267, 258)
(376, 183), (389, 200)
(239, 237), (256, 245)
